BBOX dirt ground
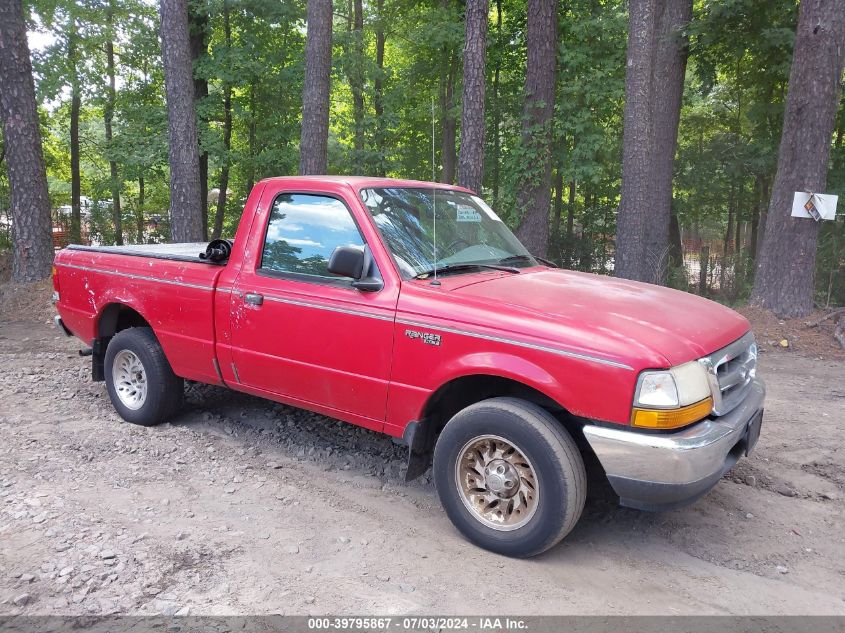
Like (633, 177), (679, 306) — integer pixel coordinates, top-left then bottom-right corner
(0, 285), (843, 616)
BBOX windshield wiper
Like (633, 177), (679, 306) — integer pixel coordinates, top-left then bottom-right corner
(497, 254), (559, 268)
(414, 263), (520, 280)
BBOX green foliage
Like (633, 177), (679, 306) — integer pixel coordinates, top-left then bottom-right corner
(4, 0), (840, 307)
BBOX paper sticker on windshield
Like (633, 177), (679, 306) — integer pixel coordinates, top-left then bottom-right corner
(456, 205), (482, 223)
(472, 196), (503, 222)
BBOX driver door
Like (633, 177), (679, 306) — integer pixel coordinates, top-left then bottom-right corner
(228, 191), (397, 429)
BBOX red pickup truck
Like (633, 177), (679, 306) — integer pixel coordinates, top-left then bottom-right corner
(53, 176), (764, 557)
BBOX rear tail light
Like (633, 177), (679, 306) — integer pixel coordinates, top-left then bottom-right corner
(52, 265), (60, 302)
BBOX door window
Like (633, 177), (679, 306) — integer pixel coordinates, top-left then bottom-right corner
(260, 193), (365, 281)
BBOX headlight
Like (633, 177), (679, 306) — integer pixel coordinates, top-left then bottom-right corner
(632, 361), (713, 429)
(636, 372), (679, 407)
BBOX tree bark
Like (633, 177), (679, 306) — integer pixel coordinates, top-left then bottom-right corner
(514, 0), (557, 257)
(68, 16), (82, 246)
(189, 5), (209, 240)
(70, 89), (81, 245)
(160, 0), (204, 242)
(669, 209), (683, 269)
(104, 0), (123, 245)
(490, 0), (502, 206)
(439, 46), (458, 184)
(349, 0), (365, 166)
(457, 0), (489, 194)
(212, 3), (232, 240)
(0, 0), (54, 282)
(615, 0), (659, 280)
(721, 181), (735, 291)
(552, 169), (563, 240)
(566, 180), (576, 267)
(750, 175), (768, 263)
(137, 173), (145, 243)
(646, 0), (692, 283)
(300, 0), (333, 175)
(373, 0), (386, 176)
(699, 244), (710, 296)
(751, 0), (845, 317)
(246, 79), (257, 193)
(615, 0), (690, 283)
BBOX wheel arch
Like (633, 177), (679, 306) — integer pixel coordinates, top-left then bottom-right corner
(91, 303), (155, 381)
(422, 373), (567, 431)
(403, 370), (588, 481)
(97, 302), (153, 338)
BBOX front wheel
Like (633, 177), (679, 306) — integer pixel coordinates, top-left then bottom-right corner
(433, 397), (586, 557)
(105, 327), (183, 426)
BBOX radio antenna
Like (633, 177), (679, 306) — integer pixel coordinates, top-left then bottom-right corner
(431, 96), (440, 286)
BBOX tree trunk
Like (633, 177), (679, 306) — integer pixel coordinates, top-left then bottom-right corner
(581, 189), (593, 270)
(721, 181), (735, 292)
(104, 0), (123, 245)
(565, 180), (576, 267)
(0, 0), (54, 282)
(669, 209), (683, 268)
(246, 80), (257, 193)
(514, 0), (558, 257)
(491, 0), (502, 206)
(137, 173), (145, 243)
(552, 169), (564, 240)
(616, 0), (690, 283)
(646, 0), (692, 283)
(457, 0), (489, 194)
(68, 17), (82, 246)
(439, 46), (458, 184)
(300, 0), (333, 175)
(160, 0), (204, 242)
(212, 3), (233, 240)
(615, 0), (659, 281)
(751, 0), (845, 317)
(750, 175), (768, 263)
(349, 0), (365, 166)
(189, 5), (209, 240)
(70, 89), (81, 245)
(699, 244), (710, 296)
(373, 0), (386, 176)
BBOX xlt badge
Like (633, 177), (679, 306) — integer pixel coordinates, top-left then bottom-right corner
(405, 329), (442, 346)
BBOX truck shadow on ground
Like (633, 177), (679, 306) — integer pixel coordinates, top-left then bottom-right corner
(173, 380), (710, 558)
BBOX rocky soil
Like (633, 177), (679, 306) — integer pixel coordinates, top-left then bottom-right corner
(0, 291), (843, 615)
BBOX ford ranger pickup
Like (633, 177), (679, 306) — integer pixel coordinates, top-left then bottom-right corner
(52, 176), (764, 557)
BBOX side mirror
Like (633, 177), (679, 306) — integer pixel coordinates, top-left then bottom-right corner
(328, 245), (364, 279)
(328, 245), (384, 292)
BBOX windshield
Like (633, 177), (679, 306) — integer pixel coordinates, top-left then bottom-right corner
(359, 187), (535, 279)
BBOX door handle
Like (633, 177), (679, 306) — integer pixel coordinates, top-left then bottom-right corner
(244, 292), (264, 306)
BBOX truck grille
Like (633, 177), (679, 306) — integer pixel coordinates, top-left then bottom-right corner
(701, 331), (757, 416)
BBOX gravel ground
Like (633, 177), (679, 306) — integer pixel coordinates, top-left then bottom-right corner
(0, 309), (843, 615)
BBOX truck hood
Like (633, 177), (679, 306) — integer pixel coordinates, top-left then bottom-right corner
(450, 269), (750, 367)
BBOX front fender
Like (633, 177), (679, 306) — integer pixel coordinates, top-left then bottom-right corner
(385, 335), (637, 437)
(436, 351), (570, 408)
(384, 349), (588, 438)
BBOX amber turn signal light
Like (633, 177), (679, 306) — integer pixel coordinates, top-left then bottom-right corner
(630, 397), (713, 430)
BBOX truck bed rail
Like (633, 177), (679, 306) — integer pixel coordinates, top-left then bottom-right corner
(67, 242), (227, 265)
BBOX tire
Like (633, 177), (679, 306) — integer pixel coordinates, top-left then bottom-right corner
(433, 397), (586, 557)
(104, 327), (183, 426)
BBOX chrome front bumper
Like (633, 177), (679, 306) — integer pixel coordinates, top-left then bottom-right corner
(583, 377), (765, 511)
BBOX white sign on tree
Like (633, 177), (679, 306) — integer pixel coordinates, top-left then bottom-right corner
(791, 192), (838, 221)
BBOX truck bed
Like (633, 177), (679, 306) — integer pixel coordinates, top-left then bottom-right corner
(54, 243), (229, 386)
(67, 242), (218, 264)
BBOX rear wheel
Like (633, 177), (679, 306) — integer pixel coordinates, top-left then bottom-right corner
(433, 397), (586, 557)
(105, 327), (183, 426)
